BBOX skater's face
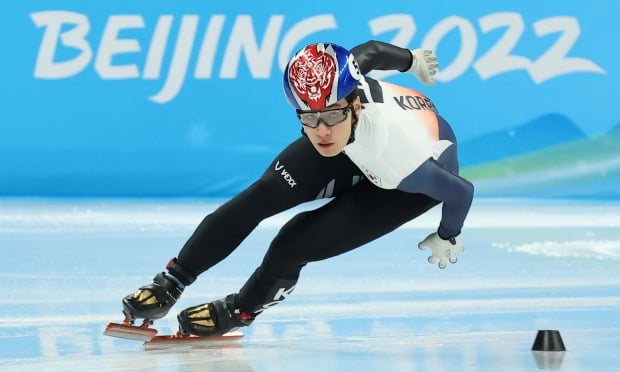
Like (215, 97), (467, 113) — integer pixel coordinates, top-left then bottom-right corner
(300, 96), (361, 157)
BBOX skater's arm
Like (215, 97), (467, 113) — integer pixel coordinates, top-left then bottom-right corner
(351, 40), (413, 75)
(351, 40), (438, 86)
(176, 141), (306, 275)
(397, 159), (474, 239)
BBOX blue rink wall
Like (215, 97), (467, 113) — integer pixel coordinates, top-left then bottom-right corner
(1, 1), (618, 198)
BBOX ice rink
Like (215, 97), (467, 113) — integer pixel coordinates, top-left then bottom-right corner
(1, 198), (619, 371)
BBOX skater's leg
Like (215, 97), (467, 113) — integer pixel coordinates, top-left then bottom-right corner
(122, 258), (196, 322)
(122, 138), (362, 326)
(175, 138), (362, 277)
(177, 183), (438, 336)
(176, 265), (299, 337)
(235, 184), (438, 312)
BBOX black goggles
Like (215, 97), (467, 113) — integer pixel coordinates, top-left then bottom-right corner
(296, 103), (352, 128)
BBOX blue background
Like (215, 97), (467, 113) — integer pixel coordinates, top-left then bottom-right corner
(1, 1), (618, 198)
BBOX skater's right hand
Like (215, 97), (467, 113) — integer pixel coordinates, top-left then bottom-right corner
(418, 232), (464, 269)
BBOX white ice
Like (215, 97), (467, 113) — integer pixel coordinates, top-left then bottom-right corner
(1, 198), (619, 371)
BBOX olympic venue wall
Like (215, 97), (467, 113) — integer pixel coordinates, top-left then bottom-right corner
(2, 1), (618, 199)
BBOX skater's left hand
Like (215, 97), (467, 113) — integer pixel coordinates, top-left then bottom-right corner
(407, 49), (439, 86)
(418, 232), (464, 269)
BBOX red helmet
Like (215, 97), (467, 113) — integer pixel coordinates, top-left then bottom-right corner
(283, 42), (362, 110)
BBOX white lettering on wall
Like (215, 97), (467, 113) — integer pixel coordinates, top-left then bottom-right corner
(150, 15), (199, 103)
(30, 11), (605, 103)
(143, 15), (173, 79)
(95, 15), (144, 79)
(220, 15), (283, 79)
(277, 14), (337, 71)
(194, 15), (225, 79)
(31, 11), (93, 79)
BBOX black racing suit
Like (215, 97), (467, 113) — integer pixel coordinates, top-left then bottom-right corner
(172, 41), (474, 314)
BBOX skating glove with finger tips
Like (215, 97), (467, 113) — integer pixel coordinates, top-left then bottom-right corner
(407, 49), (439, 86)
(418, 232), (464, 269)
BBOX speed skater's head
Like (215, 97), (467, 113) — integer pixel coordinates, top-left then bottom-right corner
(283, 42), (363, 157)
(283, 42), (361, 111)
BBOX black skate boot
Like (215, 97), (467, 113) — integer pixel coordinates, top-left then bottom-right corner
(122, 272), (183, 322)
(177, 294), (255, 337)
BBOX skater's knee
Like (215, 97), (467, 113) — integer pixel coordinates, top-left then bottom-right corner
(265, 212), (320, 266)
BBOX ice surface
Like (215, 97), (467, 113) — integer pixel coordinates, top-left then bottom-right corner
(1, 198), (619, 371)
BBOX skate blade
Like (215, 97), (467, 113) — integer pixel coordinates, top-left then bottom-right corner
(145, 331), (244, 348)
(104, 322), (158, 341)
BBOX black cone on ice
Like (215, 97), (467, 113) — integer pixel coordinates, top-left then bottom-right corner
(532, 330), (566, 351)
